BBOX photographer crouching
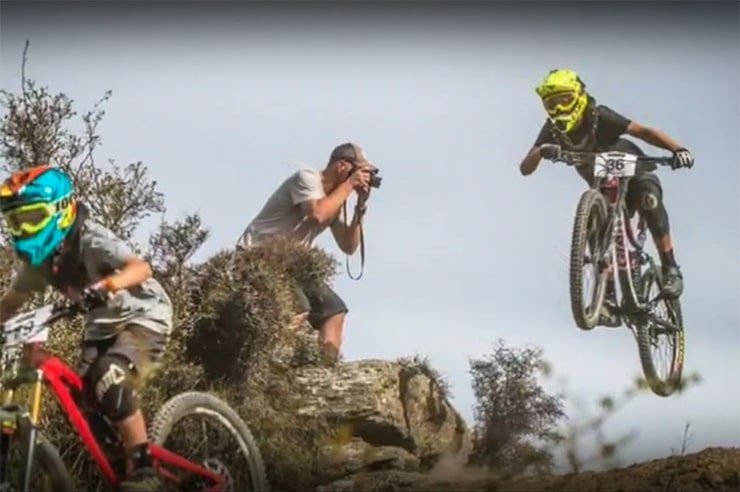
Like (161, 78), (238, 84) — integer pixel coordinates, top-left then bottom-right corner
(236, 142), (381, 362)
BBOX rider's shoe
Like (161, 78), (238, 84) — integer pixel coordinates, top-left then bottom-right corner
(119, 467), (165, 492)
(598, 298), (622, 327)
(661, 265), (684, 299)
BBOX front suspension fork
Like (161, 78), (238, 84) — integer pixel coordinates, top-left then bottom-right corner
(21, 371), (44, 492)
(0, 370), (44, 492)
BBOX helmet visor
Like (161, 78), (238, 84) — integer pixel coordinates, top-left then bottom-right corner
(543, 91), (578, 115)
(2, 202), (55, 238)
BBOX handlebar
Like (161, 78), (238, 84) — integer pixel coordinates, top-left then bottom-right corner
(0, 301), (86, 341)
(0, 287), (107, 333)
(554, 150), (674, 168)
(46, 302), (86, 323)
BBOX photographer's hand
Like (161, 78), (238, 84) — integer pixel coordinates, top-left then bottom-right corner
(349, 165), (372, 193)
(357, 183), (371, 207)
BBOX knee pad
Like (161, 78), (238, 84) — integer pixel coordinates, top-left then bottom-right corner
(633, 179), (663, 211)
(86, 354), (139, 423)
(637, 185), (670, 237)
(640, 190), (662, 211)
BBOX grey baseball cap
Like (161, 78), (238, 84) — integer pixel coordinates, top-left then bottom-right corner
(329, 142), (373, 166)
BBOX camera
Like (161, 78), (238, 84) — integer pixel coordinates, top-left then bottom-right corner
(349, 163), (382, 189)
(368, 168), (382, 189)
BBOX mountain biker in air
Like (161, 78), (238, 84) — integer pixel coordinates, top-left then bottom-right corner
(0, 165), (170, 492)
(519, 68), (694, 327)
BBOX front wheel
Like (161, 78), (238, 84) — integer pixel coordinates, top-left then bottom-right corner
(635, 268), (685, 397)
(569, 189), (611, 330)
(0, 421), (75, 492)
(148, 391), (269, 492)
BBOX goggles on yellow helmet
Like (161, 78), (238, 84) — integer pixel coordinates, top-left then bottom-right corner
(2, 201), (63, 238)
(542, 91), (579, 116)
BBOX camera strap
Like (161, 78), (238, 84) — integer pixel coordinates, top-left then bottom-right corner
(342, 201), (365, 281)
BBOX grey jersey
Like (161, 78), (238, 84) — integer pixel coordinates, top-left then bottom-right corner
(238, 168), (335, 248)
(10, 219), (173, 341)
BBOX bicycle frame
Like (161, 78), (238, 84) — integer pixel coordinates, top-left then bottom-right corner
(1, 341), (225, 492)
(562, 147), (683, 332)
(593, 174), (646, 309)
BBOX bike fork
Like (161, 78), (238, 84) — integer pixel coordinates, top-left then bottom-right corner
(20, 427), (36, 492)
(20, 371), (44, 492)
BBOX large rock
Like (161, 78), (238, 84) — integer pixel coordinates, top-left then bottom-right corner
(318, 438), (420, 484)
(294, 359), (472, 467)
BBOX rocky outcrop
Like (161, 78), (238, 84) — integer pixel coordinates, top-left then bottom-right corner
(292, 358), (472, 486)
(316, 447), (740, 492)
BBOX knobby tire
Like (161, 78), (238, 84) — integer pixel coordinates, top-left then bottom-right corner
(5, 424), (74, 492)
(148, 391), (269, 492)
(569, 189), (610, 330)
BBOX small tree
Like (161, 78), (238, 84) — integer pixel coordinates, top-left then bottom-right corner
(469, 338), (565, 473)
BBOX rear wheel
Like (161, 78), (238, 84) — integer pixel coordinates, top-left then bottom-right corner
(148, 391), (269, 492)
(569, 189), (611, 330)
(635, 268), (685, 397)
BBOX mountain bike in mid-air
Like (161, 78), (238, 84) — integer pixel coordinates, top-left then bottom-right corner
(545, 148), (685, 397)
(0, 299), (269, 492)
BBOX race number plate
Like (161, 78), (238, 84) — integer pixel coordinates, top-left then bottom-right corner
(1, 304), (54, 347)
(594, 151), (638, 178)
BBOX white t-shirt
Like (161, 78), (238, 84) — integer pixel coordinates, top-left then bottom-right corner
(238, 168), (334, 248)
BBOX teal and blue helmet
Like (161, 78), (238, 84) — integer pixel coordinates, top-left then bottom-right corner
(0, 165), (77, 267)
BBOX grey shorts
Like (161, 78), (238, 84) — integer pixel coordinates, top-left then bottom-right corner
(76, 324), (169, 379)
(293, 281), (349, 330)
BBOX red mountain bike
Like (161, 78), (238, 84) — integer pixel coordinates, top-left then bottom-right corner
(0, 300), (269, 492)
(545, 149), (685, 397)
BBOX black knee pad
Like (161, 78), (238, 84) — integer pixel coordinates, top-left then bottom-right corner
(635, 182), (671, 237)
(638, 184), (662, 212)
(86, 354), (139, 423)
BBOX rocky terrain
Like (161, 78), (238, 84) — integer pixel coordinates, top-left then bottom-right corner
(316, 447), (740, 491)
(292, 353), (739, 492)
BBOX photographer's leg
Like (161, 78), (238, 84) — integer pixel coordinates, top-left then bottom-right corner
(290, 283), (311, 330)
(320, 313), (346, 360)
(306, 282), (349, 363)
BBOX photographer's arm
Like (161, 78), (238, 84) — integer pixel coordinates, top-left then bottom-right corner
(300, 180), (355, 226)
(330, 203), (366, 255)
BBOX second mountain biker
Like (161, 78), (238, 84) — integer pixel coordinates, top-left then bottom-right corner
(519, 68), (694, 327)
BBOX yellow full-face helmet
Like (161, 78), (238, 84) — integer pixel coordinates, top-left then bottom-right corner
(535, 68), (589, 134)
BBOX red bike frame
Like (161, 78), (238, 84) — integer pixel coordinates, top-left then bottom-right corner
(29, 350), (224, 491)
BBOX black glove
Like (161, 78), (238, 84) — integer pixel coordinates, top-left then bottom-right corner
(539, 143), (562, 161)
(81, 286), (109, 312)
(671, 148), (694, 170)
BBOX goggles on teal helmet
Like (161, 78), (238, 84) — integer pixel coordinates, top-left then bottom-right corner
(0, 165), (78, 266)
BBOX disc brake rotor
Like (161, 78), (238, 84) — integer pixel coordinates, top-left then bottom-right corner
(203, 458), (233, 492)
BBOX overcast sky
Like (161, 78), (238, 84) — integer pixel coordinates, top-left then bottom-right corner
(1, 1), (738, 471)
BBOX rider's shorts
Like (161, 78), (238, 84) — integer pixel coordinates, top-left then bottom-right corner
(75, 324), (169, 384)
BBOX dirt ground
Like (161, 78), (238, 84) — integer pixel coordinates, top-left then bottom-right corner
(325, 447), (740, 492)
